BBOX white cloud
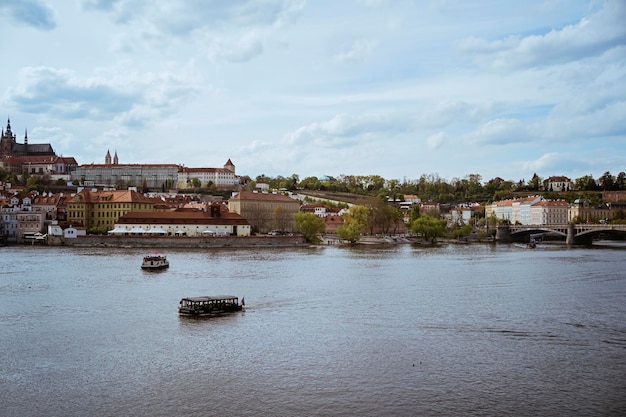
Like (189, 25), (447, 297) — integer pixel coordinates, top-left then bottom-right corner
(459, 0), (626, 69)
(466, 118), (529, 145)
(334, 39), (377, 63)
(426, 132), (446, 149)
(7, 64), (198, 126)
(288, 113), (404, 147)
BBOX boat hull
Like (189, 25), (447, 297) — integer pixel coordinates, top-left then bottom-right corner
(178, 305), (243, 317)
(178, 295), (243, 317)
(141, 263), (169, 270)
(141, 254), (169, 270)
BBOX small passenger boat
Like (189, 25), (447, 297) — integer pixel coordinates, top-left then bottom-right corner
(178, 295), (244, 317)
(141, 254), (169, 270)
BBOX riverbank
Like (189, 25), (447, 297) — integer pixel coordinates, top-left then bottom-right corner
(58, 234), (307, 248)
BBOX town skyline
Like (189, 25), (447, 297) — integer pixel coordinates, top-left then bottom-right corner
(1, 1), (625, 182)
(1, 117), (623, 188)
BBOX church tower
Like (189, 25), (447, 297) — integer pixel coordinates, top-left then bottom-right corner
(105, 149), (111, 165)
(113, 150), (118, 165)
(0, 118), (16, 156)
(224, 158), (235, 174)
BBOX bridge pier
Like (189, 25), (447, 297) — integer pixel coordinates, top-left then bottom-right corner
(495, 224), (511, 243)
(566, 223), (575, 245)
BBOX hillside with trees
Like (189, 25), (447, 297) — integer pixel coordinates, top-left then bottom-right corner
(246, 171), (626, 205)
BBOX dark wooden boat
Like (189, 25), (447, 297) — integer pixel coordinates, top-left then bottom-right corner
(178, 295), (244, 317)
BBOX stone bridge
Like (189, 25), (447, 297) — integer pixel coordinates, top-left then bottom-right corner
(496, 223), (626, 245)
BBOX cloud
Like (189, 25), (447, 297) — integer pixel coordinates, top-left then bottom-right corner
(466, 118), (529, 145)
(287, 113), (404, 147)
(7, 65), (198, 127)
(81, 0), (117, 11)
(334, 39), (378, 63)
(418, 99), (498, 128)
(543, 99), (626, 140)
(203, 30), (264, 62)
(0, 0), (56, 30)
(30, 126), (75, 150)
(458, 0), (626, 69)
(426, 132), (446, 149)
(83, 0), (305, 62)
(7, 67), (139, 119)
(522, 152), (594, 175)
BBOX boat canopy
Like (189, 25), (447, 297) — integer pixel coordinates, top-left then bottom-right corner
(108, 227), (128, 235)
(147, 227), (167, 235)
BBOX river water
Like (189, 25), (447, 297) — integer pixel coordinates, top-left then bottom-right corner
(1, 243), (625, 417)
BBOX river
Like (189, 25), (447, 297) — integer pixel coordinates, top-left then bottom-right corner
(1, 242), (625, 416)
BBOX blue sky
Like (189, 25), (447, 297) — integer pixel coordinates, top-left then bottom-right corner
(1, 0), (625, 183)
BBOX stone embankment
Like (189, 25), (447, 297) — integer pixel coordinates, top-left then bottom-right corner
(60, 235), (307, 248)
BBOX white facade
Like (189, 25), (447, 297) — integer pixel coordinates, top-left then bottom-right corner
(530, 200), (569, 225)
(109, 221), (250, 237)
(177, 168), (237, 189)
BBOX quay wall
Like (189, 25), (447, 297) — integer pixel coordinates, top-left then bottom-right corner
(61, 235), (307, 248)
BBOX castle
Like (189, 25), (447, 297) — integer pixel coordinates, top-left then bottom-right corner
(0, 118), (55, 157)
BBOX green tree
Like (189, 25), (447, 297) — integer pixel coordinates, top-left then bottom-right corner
(337, 205), (368, 244)
(409, 214), (446, 244)
(26, 175), (41, 192)
(294, 212), (326, 243)
(409, 204), (420, 223)
(451, 223), (473, 239)
(190, 177), (201, 189)
(598, 171), (615, 190)
(528, 173), (542, 191)
(299, 176), (321, 190)
(574, 175), (599, 191)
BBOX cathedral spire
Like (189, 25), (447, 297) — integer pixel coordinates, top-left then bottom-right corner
(24, 128), (28, 145)
(105, 149), (111, 165)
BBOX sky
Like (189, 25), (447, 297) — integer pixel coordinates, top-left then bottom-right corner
(1, 0), (625, 184)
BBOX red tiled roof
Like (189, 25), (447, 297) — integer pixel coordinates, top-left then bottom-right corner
(117, 210), (249, 225)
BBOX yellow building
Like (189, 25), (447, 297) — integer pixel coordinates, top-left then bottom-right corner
(66, 189), (156, 231)
(228, 191), (301, 233)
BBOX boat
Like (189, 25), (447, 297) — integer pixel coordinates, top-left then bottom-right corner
(178, 295), (244, 317)
(141, 254), (169, 270)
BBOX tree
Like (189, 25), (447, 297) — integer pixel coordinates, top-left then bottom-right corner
(409, 215), (446, 244)
(528, 173), (541, 191)
(451, 223), (473, 239)
(299, 176), (321, 190)
(598, 171), (615, 190)
(337, 205), (368, 244)
(26, 175), (41, 192)
(616, 172), (626, 191)
(294, 212), (325, 242)
(190, 177), (201, 189)
(409, 204), (420, 223)
(272, 206), (291, 232)
(574, 175), (599, 191)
